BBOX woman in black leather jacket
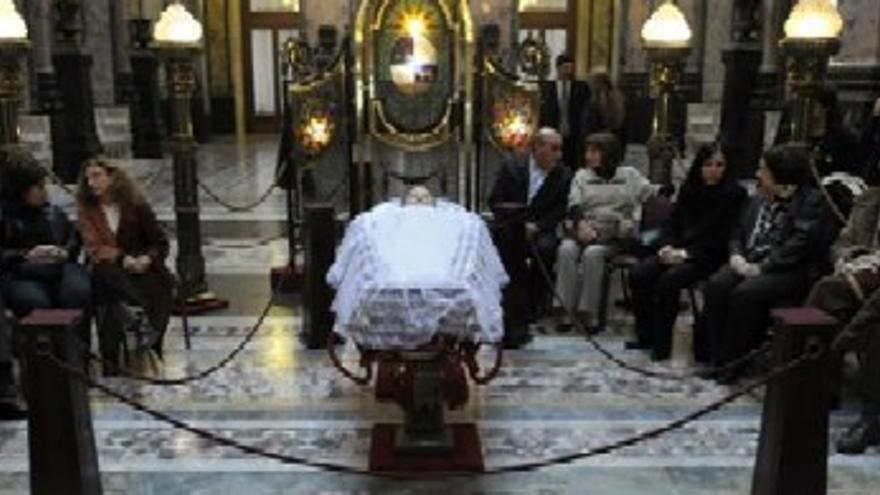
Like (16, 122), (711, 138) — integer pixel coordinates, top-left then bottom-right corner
(0, 157), (91, 333)
(702, 144), (830, 381)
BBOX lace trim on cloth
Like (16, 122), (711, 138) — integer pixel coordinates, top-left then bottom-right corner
(327, 201), (509, 349)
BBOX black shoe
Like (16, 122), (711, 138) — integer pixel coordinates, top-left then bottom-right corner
(586, 325), (606, 336)
(650, 349), (670, 362)
(837, 416), (880, 454)
(625, 340), (651, 350)
(0, 401), (27, 421)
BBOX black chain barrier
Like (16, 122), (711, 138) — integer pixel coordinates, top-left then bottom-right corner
(41, 344), (817, 479)
(526, 236), (772, 382)
(197, 179), (278, 213)
(86, 277), (282, 386)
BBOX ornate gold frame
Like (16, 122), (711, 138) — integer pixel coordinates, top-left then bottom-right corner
(353, 0), (476, 207)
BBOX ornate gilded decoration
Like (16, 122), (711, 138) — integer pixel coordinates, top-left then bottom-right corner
(483, 58), (539, 153)
(288, 56), (346, 160)
(516, 33), (549, 80)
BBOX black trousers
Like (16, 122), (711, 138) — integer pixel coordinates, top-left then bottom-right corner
(703, 265), (806, 365)
(808, 275), (880, 414)
(92, 263), (173, 361)
(629, 257), (712, 359)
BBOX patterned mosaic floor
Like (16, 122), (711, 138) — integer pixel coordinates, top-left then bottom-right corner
(4, 137), (880, 494)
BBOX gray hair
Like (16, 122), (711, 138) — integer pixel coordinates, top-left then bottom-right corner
(532, 127), (561, 147)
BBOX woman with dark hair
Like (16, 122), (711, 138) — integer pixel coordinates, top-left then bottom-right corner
(554, 132), (656, 331)
(0, 155), (90, 328)
(702, 144), (828, 382)
(76, 159), (174, 371)
(628, 143), (747, 361)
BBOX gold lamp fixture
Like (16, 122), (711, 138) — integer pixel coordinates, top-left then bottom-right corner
(0, 0), (28, 153)
(641, 1), (692, 185)
(780, 0), (843, 142)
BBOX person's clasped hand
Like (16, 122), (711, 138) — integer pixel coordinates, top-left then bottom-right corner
(576, 219), (598, 244)
(26, 245), (67, 264)
(122, 255), (151, 274)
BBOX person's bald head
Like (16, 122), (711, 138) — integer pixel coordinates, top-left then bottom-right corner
(531, 127), (562, 171)
(404, 185), (434, 206)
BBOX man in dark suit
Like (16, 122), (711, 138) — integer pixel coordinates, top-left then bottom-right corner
(490, 128), (572, 343)
(539, 54), (590, 171)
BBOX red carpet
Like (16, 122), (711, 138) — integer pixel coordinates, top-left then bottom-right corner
(369, 423), (484, 472)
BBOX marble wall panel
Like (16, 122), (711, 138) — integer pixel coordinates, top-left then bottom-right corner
(836, 0), (880, 64)
(701, 0), (733, 102)
(84, 0), (116, 105)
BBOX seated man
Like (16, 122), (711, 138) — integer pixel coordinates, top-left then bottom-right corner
(327, 187), (508, 349)
(807, 175), (880, 454)
(488, 127), (571, 334)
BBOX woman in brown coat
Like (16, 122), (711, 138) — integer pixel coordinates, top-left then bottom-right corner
(76, 159), (174, 369)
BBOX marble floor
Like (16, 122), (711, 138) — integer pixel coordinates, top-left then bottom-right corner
(2, 136), (880, 494)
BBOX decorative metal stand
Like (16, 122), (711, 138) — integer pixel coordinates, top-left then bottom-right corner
(646, 46), (689, 185)
(155, 42), (227, 315)
(0, 39), (29, 159)
(780, 38), (840, 142)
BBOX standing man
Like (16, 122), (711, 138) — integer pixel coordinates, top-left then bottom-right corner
(490, 128), (572, 345)
(540, 54), (591, 171)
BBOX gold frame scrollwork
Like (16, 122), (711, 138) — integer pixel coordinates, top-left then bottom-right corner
(354, 0), (473, 152)
(288, 55), (347, 161)
(483, 57), (540, 153)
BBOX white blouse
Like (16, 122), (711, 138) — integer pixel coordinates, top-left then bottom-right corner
(101, 204), (121, 234)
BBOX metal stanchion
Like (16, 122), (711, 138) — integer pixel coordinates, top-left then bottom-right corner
(19, 309), (101, 495)
(752, 307), (837, 495)
(302, 203), (336, 349)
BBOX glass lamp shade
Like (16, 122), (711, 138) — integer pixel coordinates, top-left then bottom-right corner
(153, 3), (203, 44)
(783, 0), (843, 39)
(641, 1), (692, 49)
(0, 0), (28, 40)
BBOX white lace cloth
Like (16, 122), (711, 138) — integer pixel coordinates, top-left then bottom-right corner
(327, 201), (509, 349)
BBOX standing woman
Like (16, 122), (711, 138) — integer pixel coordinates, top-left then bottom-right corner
(76, 159), (174, 368)
(628, 143), (747, 361)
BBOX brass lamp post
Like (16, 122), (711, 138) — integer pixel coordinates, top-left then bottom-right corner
(779, 0), (843, 142)
(0, 0), (29, 159)
(641, 1), (692, 185)
(153, 3), (225, 315)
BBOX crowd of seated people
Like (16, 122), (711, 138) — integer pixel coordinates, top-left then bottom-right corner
(488, 92), (880, 454)
(0, 153), (174, 420)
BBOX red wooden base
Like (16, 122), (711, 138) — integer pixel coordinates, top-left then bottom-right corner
(369, 423), (484, 473)
(171, 292), (229, 316)
(270, 265), (302, 293)
(375, 361), (400, 401)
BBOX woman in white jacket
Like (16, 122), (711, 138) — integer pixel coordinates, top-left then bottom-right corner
(554, 132), (656, 331)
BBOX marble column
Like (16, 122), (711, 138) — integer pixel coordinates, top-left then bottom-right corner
(718, 0), (764, 177)
(110, 0), (134, 104)
(51, 0), (102, 182)
(24, 0), (58, 113)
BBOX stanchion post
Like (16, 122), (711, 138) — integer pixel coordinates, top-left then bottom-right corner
(18, 309), (101, 495)
(302, 203), (335, 349)
(752, 307), (837, 495)
(491, 203), (529, 346)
